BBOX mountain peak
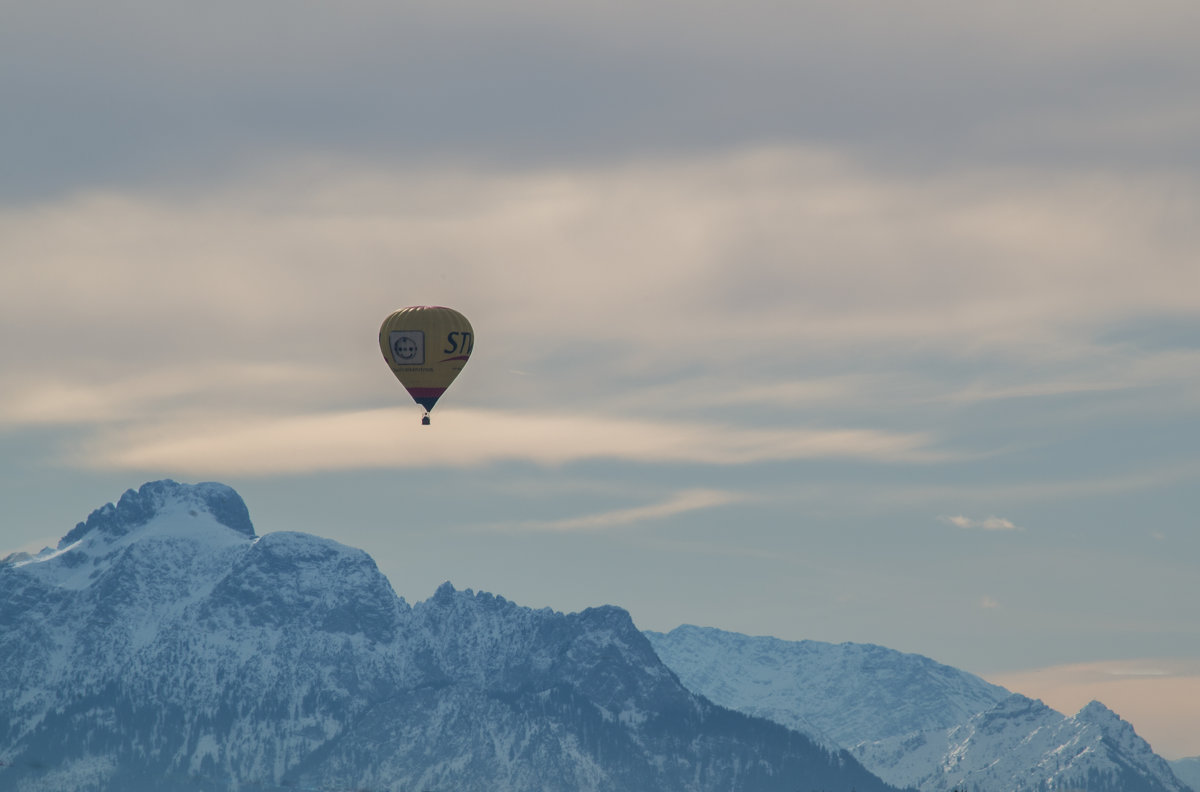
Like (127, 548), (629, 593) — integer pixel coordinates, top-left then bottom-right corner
(1074, 699), (1151, 748)
(59, 480), (255, 547)
(433, 580), (459, 600)
(1077, 698), (1119, 720)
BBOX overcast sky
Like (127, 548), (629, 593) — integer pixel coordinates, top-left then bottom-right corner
(3, 0), (1199, 759)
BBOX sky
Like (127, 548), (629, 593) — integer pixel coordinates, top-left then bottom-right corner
(2, 0), (1199, 760)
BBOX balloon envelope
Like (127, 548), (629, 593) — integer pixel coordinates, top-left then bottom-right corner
(379, 306), (474, 414)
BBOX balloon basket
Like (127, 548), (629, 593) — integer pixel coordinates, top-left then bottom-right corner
(421, 414), (431, 426)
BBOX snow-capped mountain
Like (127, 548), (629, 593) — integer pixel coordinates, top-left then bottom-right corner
(0, 480), (902, 792)
(852, 695), (1191, 792)
(645, 625), (1190, 792)
(644, 624), (1010, 747)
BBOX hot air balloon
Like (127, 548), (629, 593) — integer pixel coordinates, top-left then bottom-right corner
(379, 306), (474, 425)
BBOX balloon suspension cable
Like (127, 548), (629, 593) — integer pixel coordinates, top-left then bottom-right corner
(421, 412), (431, 426)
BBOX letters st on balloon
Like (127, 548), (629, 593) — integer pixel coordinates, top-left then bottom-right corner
(439, 331), (474, 359)
(378, 306), (474, 426)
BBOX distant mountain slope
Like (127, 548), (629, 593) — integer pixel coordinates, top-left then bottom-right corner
(0, 480), (902, 792)
(644, 624), (1009, 746)
(1170, 757), (1200, 791)
(852, 695), (1191, 792)
(645, 625), (1189, 792)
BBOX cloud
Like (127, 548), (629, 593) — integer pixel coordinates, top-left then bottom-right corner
(5, 0), (1197, 198)
(63, 407), (941, 476)
(943, 514), (1023, 531)
(0, 363), (339, 427)
(478, 488), (744, 533)
(854, 460), (1200, 512)
(5, 147), (1199, 390)
(3, 146), (1196, 502)
(980, 595), (1001, 609)
(3, 145), (1199, 517)
(943, 378), (1136, 404)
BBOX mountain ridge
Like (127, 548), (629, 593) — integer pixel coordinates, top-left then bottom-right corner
(0, 480), (902, 792)
(646, 624), (1191, 792)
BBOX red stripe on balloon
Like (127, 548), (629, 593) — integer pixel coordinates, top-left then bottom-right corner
(406, 387), (447, 398)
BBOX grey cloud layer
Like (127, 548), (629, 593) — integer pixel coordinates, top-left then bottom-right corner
(3, 145), (1197, 485)
(5, 1), (1197, 199)
(5, 148), (1197, 404)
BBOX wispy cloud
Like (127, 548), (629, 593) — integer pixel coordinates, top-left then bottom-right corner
(478, 489), (744, 533)
(64, 407), (940, 475)
(943, 514), (1023, 531)
(942, 378), (1135, 404)
(856, 461), (1200, 511)
(939, 347), (1200, 409)
(0, 364), (340, 427)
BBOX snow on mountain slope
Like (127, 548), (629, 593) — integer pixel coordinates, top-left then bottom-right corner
(645, 624), (1189, 792)
(0, 480), (904, 792)
(644, 624), (1010, 747)
(300, 585), (900, 792)
(7, 480), (253, 591)
(851, 695), (1191, 792)
(0, 482), (258, 751)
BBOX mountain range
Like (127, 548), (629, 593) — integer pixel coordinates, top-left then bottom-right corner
(1, 480), (1193, 792)
(0, 480), (898, 792)
(647, 625), (1191, 792)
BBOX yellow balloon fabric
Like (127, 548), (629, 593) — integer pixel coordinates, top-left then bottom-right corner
(379, 306), (474, 415)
